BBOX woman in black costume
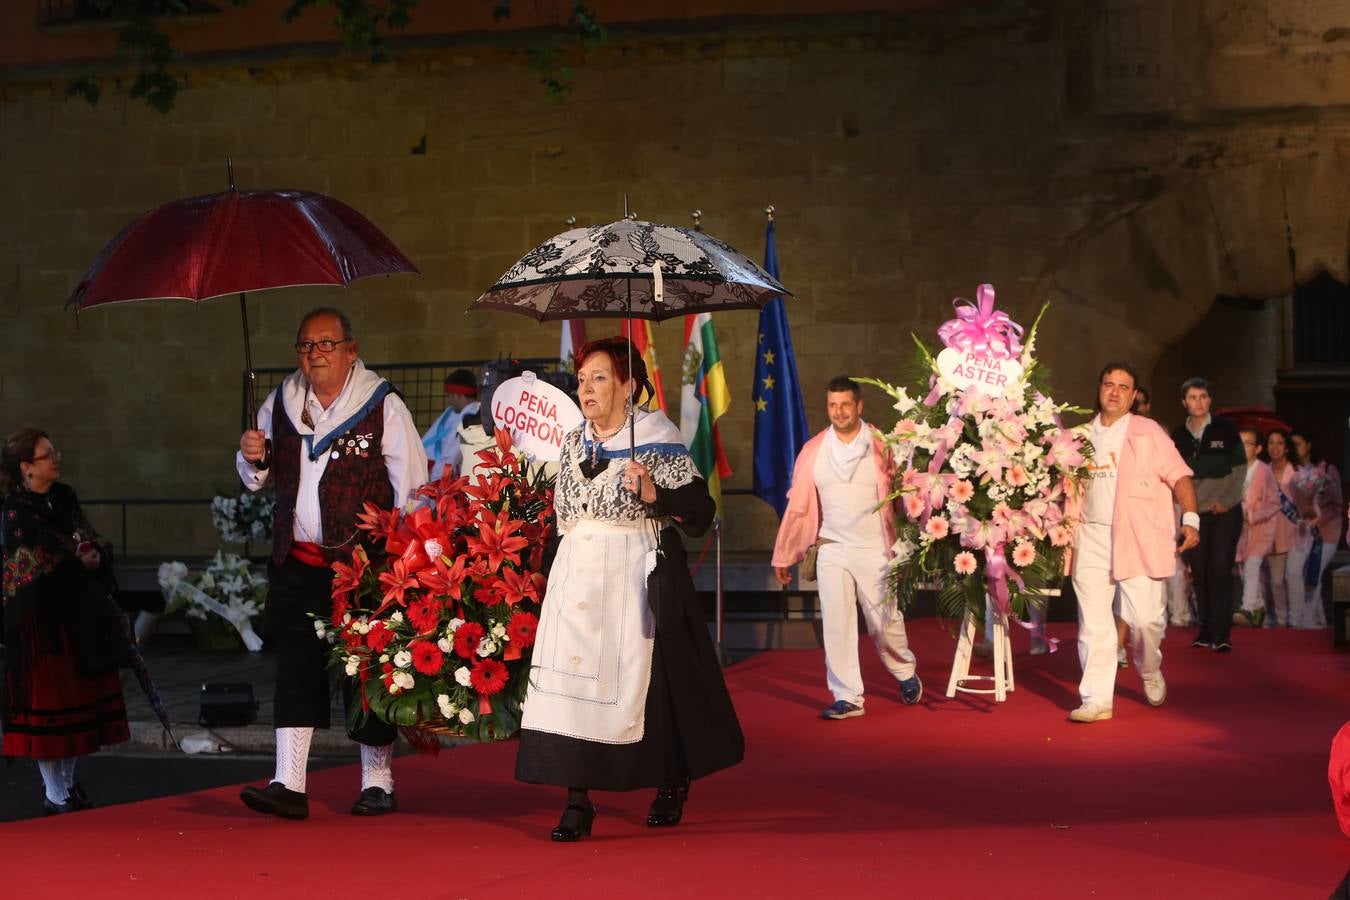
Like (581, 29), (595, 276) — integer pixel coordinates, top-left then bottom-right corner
(514, 337), (744, 840)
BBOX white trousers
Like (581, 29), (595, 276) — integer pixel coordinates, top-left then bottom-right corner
(816, 543), (916, 705)
(1240, 555), (1267, 613)
(1164, 564), (1191, 626)
(1072, 523), (1166, 707)
(1285, 541), (1332, 628)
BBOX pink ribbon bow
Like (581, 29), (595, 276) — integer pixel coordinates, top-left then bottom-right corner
(937, 284), (1024, 361)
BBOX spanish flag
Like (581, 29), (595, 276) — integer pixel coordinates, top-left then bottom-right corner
(620, 319), (667, 412)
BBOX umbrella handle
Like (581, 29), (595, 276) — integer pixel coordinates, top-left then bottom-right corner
(240, 292), (273, 470)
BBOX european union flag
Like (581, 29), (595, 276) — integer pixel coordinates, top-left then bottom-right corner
(752, 219), (810, 518)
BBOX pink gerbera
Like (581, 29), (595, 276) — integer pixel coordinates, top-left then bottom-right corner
(1048, 525), (1071, 547)
(1012, 542), (1037, 568)
(924, 515), (950, 540)
(949, 479), (975, 504)
(904, 493), (926, 519)
(953, 551), (978, 575)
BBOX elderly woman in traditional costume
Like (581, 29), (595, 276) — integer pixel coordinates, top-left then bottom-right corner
(2, 428), (129, 814)
(514, 336), (744, 841)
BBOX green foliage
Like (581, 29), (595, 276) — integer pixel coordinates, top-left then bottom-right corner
(68, 0), (607, 113)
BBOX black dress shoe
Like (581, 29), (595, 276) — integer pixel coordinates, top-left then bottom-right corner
(240, 782), (309, 820)
(69, 783), (94, 809)
(351, 787), (398, 816)
(43, 797), (83, 816)
(647, 779), (690, 828)
(551, 802), (597, 842)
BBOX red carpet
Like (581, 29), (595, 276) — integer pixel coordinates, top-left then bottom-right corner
(4, 621), (1348, 898)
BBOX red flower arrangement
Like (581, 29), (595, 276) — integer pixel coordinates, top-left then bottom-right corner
(318, 428), (555, 745)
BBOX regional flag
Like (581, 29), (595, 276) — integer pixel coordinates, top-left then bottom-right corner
(680, 312), (733, 512)
(752, 219), (810, 518)
(621, 319), (667, 411)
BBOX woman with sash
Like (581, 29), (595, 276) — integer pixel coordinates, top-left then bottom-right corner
(515, 336), (744, 841)
(1264, 429), (1301, 627)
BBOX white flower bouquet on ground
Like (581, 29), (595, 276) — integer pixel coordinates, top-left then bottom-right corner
(211, 490), (275, 546)
(158, 552), (266, 651)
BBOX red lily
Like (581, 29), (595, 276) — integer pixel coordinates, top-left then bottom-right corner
(355, 502), (401, 540)
(416, 553), (468, 602)
(497, 566), (544, 607)
(375, 557), (420, 614)
(331, 546), (370, 603)
(467, 508), (529, 573)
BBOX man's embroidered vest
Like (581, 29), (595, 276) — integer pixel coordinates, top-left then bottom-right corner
(269, 386), (395, 566)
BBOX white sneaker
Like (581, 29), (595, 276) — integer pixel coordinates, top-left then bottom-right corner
(1068, 703), (1113, 723)
(1143, 672), (1166, 707)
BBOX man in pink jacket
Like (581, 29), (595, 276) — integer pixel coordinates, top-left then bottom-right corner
(1070, 362), (1200, 723)
(772, 377), (921, 720)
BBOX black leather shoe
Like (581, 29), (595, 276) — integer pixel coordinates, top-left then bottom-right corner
(42, 797), (83, 816)
(68, 783), (94, 810)
(351, 787), (398, 816)
(240, 782), (309, 820)
(647, 779), (690, 828)
(551, 802), (597, 841)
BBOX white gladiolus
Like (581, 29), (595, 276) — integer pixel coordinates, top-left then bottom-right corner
(454, 666), (472, 687)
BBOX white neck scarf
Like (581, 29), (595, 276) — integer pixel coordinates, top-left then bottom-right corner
(826, 423), (871, 482)
(279, 359), (387, 444)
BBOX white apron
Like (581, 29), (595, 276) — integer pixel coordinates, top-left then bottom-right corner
(521, 517), (658, 744)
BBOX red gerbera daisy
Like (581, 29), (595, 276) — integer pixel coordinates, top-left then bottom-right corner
(409, 639), (445, 676)
(406, 597), (442, 634)
(453, 621), (486, 659)
(506, 611), (539, 649)
(366, 622), (394, 653)
(470, 658), (509, 696)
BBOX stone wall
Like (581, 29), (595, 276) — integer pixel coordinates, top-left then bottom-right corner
(3, 0), (1350, 552)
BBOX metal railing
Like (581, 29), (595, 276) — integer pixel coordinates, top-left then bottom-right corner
(82, 497), (214, 560)
(244, 357), (564, 433)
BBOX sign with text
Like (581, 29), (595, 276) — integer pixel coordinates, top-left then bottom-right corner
(490, 372), (583, 462)
(934, 283), (1025, 397)
(936, 347), (1024, 396)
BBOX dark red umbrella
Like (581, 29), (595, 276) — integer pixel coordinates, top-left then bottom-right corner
(67, 162), (419, 421)
(1216, 405), (1293, 438)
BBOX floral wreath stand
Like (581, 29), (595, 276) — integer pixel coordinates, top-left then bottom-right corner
(945, 606), (1015, 703)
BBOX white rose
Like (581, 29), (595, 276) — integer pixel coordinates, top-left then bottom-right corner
(437, 637), (452, 653)
(393, 671), (415, 690)
(454, 666), (472, 687)
(390, 611), (404, 624)
(313, 621), (327, 639)
(388, 682), (402, 695)
(342, 613), (352, 625)
(345, 660), (359, 677)
(491, 624), (507, 639)
(447, 617), (466, 634)
(393, 650), (412, 669)
(379, 653), (390, 664)
(458, 708), (475, 725)
(477, 637), (498, 657)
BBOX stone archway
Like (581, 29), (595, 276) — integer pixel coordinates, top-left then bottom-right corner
(1030, 152), (1350, 409)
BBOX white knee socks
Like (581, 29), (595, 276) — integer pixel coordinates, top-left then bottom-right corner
(360, 743), (394, 793)
(37, 758), (74, 805)
(273, 727), (314, 793)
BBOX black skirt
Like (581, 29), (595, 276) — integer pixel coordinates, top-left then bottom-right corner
(514, 525), (744, 791)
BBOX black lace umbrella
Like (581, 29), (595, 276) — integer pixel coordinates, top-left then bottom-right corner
(467, 218), (789, 321)
(468, 216), (790, 463)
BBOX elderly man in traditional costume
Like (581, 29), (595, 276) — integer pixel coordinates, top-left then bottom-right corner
(235, 307), (425, 819)
(1069, 362), (1199, 723)
(771, 376), (922, 720)
(515, 336), (743, 842)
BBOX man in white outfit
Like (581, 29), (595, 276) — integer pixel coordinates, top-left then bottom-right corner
(772, 377), (921, 719)
(1070, 362), (1199, 723)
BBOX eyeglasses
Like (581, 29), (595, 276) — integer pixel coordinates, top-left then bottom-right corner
(294, 339), (350, 354)
(31, 449), (61, 463)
